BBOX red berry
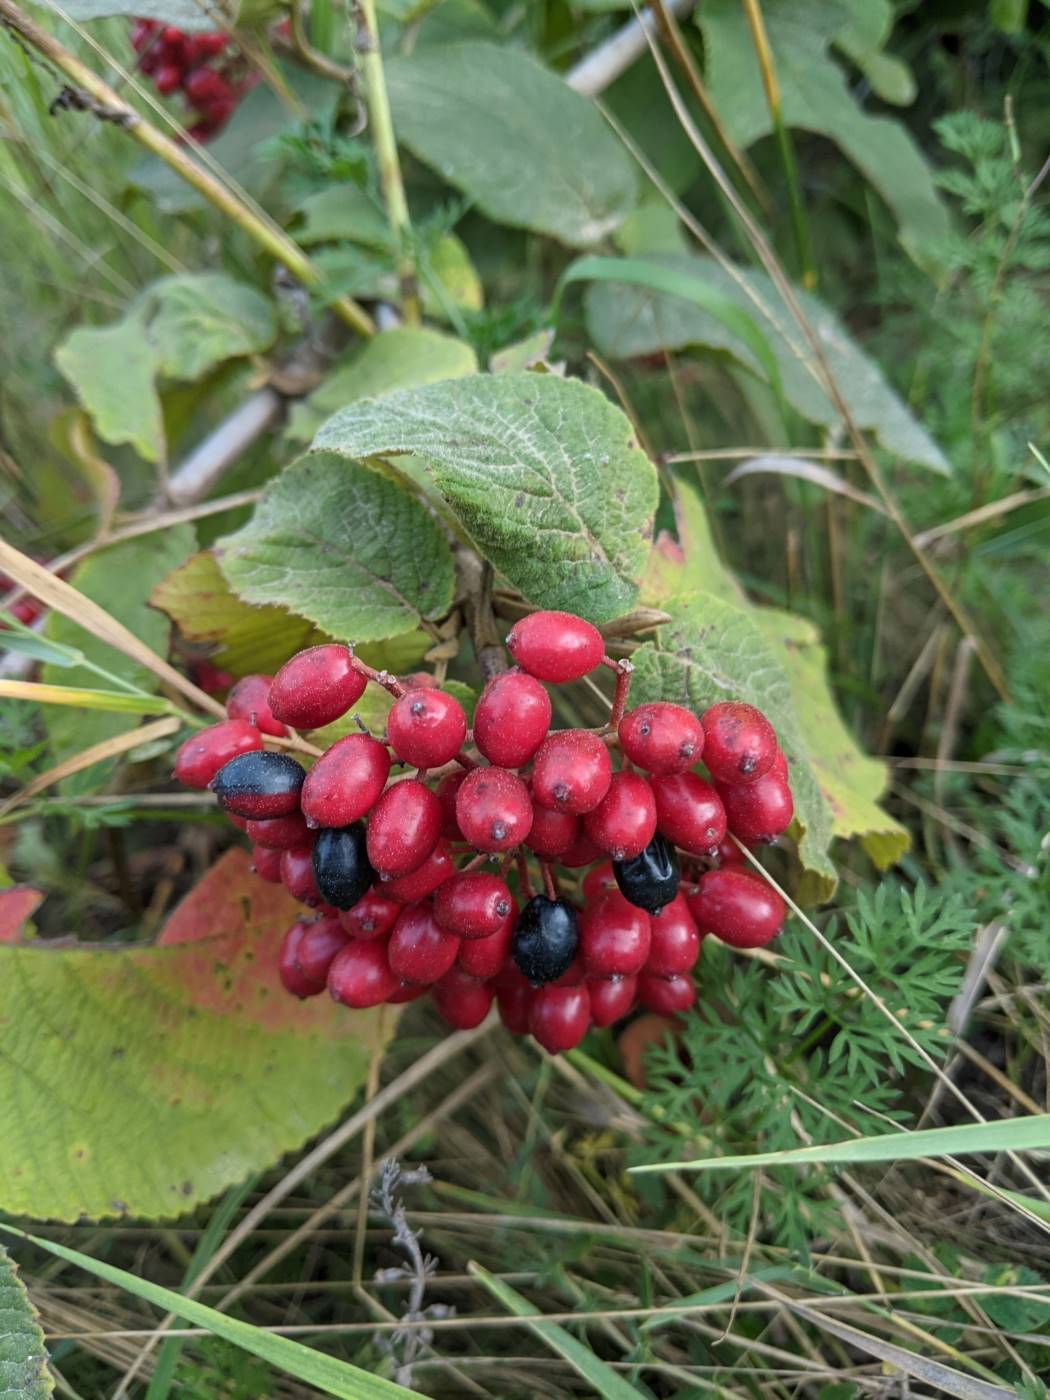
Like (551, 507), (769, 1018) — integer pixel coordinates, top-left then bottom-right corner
(251, 845), (284, 883)
(718, 774), (794, 844)
(455, 767), (533, 853)
(268, 645), (366, 730)
(246, 811), (310, 850)
(497, 983), (532, 1035)
(550, 952), (586, 988)
(582, 861), (617, 903)
(173, 719), (262, 789)
(701, 702), (778, 784)
(529, 985), (591, 1052)
(162, 24), (185, 44)
(558, 832), (604, 868)
(473, 670), (551, 767)
(434, 872), (514, 939)
(714, 835), (748, 867)
(299, 733), (390, 829)
(296, 915), (350, 984)
(153, 62), (183, 94)
(388, 903), (460, 985)
(402, 671), (439, 690)
(506, 611), (604, 683)
(328, 939), (398, 1008)
(387, 689), (467, 769)
(278, 921), (325, 998)
(183, 66), (229, 104)
(382, 839), (454, 903)
(188, 659), (233, 695)
(579, 891), (651, 977)
(651, 772), (726, 856)
(646, 893), (701, 975)
(188, 31), (227, 58)
(769, 747), (788, 781)
(618, 702), (704, 775)
(638, 972), (696, 1014)
(457, 901), (515, 978)
(226, 673), (287, 737)
(688, 868), (785, 948)
(531, 730), (612, 815)
(338, 889), (401, 940)
(388, 982), (428, 1004)
(280, 845), (321, 906)
(211, 750), (304, 819)
(130, 19), (157, 52)
(367, 779), (442, 878)
(437, 771), (466, 839)
(432, 967), (494, 1029)
(583, 771), (657, 860)
(525, 802), (578, 860)
(227, 811), (249, 832)
(204, 94), (236, 126)
(588, 974), (637, 1027)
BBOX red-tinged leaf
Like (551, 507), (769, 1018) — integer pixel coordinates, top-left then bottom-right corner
(0, 886), (44, 944)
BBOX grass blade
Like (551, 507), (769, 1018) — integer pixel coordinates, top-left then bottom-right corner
(0, 679), (175, 714)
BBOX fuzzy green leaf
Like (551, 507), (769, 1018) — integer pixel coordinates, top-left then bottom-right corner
(54, 316), (164, 463)
(0, 1245), (52, 1398)
(143, 275), (277, 382)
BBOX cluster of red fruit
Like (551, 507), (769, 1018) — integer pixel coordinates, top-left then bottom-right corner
(173, 611), (794, 1054)
(130, 19), (251, 141)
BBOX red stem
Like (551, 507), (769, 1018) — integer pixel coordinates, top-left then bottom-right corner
(539, 861), (558, 900)
(515, 848), (534, 900)
(351, 654), (406, 699)
(605, 656), (634, 730)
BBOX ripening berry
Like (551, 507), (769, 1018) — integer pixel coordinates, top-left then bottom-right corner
(529, 985), (591, 1053)
(618, 702), (704, 775)
(525, 802), (579, 860)
(328, 939), (398, 1009)
(402, 671), (439, 690)
(268, 645), (366, 730)
(210, 750), (305, 818)
(531, 730), (612, 815)
(296, 916), (350, 985)
(701, 702), (778, 784)
(613, 832), (679, 914)
(651, 772), (726, 856)
(588, 975), (638, 1028)
(173, 720), (262, 789)
(251, 845), (284, 883)
(433, 968), (494, 1029)
(299, 733), (390, 829)
(388, 903), (460, 985)
(457, 909), (514, 979)
(437, 771), (466, 839)
(473, 670), (551, 767)
(646, 894), (701, 976)
(434, 872), (514, 940)
(280, 845), (322, 906)
(312, 823), (374, 911)
(584, 771), (657, 860)
(386, 689), (467, 769)
(496, 983), (532, 1035)
(382, 839), (454, 903)
(558, 832), (603, 868)
(718, 773), (794, 844)
(246, 811), (310, 850)
(339, 889), (401, 941)
(367, 779), (442, 878)
(186, 31), (227, 59)
(506, 611), (604, 684)
(512, 895), (579, 985)
(637, 972), (696, 1015)
(153, 62), (183, 94)
(688, 868), (785, 948)
(226, 673), (287, 737)
(183, 66), (229, 105)
(455, 767), (533, 853)
(278, 921), (326, 998)
(579, 890), (651, 977)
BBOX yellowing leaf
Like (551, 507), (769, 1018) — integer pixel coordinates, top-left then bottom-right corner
(0, 1245), (52, 1397)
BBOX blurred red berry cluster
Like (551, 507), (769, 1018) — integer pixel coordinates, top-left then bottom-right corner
(130, 19), (254, 141)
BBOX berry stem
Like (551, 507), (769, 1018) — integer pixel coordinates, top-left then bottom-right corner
(515, 848), (534, 900)
(540, 861), (558, 901)
(604, 657), (635, 730)
(351, 656), (406, 699)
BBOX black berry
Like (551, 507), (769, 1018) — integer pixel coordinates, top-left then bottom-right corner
(613, 832), (679, 914)
(512, 896), (579, 986)
(210, 750), (305, 819)
(311, 823), (374, 911)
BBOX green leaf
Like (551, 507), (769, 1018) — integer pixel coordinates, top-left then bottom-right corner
(54, 315), (164, 463)
(217, 454), (455, 642)
(585, 253), (949, 472)
(295, 185), (390, 249)
(0, 1245), (52, 1398)
(833, 0), (916, 105)
(631, 1113), (1050, 1173)
(695, 0), (946, 251)
(313, 373), (658, 623)
(0, 850), (394, 1222)
(385, 42), (638, 247)
(468, 1263), (646, 1400)
(41, 528), (195, 793)
(57, 0), (236, 29)
(0, 1224), (415, 1400)
(143, 275), (277, 382)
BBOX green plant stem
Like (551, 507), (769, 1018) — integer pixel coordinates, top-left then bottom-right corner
(356, 0), (421, 324)
(311, 0), (334, 53)
(0, 0), (375, 338)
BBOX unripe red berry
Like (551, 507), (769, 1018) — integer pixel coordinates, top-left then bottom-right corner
(496, 983), (532, 1035)
(437, 771), (466, 839)
(432, 967), (494, 1029)
(388, 982), (428, 1004)
(455, 767), (533, 852)
(211, 750), (305, 819)
(688, 868), (785, 948)
(226, 811), (249, 832)
(153, 62), (183, 94)
(473, 670), (551, 767)
(434, 872), (514, 939)
(718, 773), (794, 844)
(173, 719), (262, 789)
(506, 611), (604, 683)
(714, 835), (748, 867)
(296, 915), (350, 984)
(278, 921), (325, 998)
(280, 845), (321, 906)
(388, 902), (460, 985)
(637, 972), (696, 1015)
(701, 702), (778, 784)
(382, 839), (454, 903)
(524, 802), (578, 859)
(582, 861), (617, 902)
(328, 940), (398, 1008)
(246, 811), (310, 850)
(402, 671), (439, 690)
(339, 889), (401, 940)
(618, 702), (704, 775)
(529, 984), (591, 1052)
(226, 673), (287, 737)
(251, 845), (284, 883)
(579, 890), (651, 977)
(183, 66), (229, 104)
(646, 893), (702, 976)
(651, 772), (726, 855)
(457, 900), (515, 978)
(268, 645), (366, 730)
(387, 689), (467, 768)
(130, 19), (156, 52)
(300, 733), (390, 829)
(531, 730), (612, 815)
(558, 832), (604, 868)
(204, 94), (236, 127)
(588, 974), (638, 1027)
(161, 24), (185, 44)
(583, 770), (657, 860)
(367, 779), (442, 878)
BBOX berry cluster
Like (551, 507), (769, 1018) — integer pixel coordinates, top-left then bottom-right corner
(174, 611), (795, 1054)
(130, 20), (252, 141)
